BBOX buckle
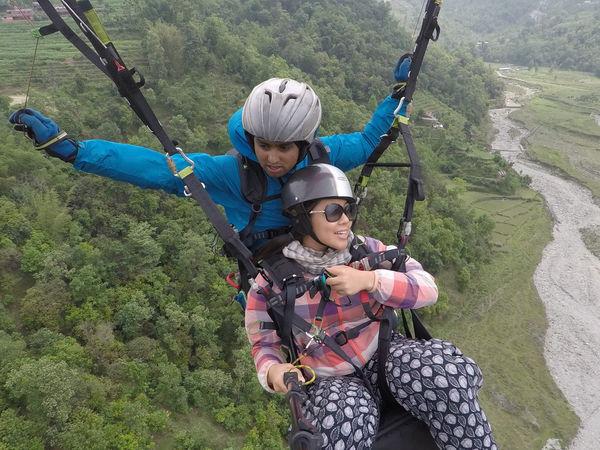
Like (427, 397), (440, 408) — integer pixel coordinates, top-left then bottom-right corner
(333, 331), (348, 346)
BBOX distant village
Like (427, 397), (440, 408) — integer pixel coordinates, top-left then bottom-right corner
(420, 111), (444, 129)
(2, 2), (69, 23)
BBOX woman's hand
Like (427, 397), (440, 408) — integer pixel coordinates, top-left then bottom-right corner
(325, 265), (377, 296)
(266, 363), (305, 393)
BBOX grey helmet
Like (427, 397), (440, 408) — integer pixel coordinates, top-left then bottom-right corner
(242, 78), (322, 143)
(282, 164), (355, 215)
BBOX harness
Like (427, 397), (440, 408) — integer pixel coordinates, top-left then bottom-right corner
(257, 236), (431, 403)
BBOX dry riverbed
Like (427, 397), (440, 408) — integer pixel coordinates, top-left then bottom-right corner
(490, 73), (600, 450)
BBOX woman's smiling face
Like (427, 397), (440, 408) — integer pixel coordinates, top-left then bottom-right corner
(304, 198), (354, 252)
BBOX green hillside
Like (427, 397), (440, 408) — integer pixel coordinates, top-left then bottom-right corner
(442, 0), (600, 74)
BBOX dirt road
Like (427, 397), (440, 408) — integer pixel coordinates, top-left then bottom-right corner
(490, 77), (600, 449)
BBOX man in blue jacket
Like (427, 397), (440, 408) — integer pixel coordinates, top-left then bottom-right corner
(9, 68), (409, 252)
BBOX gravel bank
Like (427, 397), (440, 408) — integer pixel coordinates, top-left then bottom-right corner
(490, 78), (600, 449)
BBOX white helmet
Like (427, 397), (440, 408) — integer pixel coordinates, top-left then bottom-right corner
(242, 78), (322, 143)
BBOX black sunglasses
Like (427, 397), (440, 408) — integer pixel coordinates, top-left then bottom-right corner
(309, 202), (358, 222)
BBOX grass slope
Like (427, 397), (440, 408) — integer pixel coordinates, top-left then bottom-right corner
(506, 68), (600, 198)
(429, 186), (579, 449)
(0, 20), (143, 94)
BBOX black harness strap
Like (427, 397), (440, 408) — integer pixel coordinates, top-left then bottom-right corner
(353, 0), (441, 229)
(348, 2), (443, 405)
(349, 237), (432, 405)
(307, 139), (331, 164)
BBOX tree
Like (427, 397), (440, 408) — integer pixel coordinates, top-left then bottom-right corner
(0, 237), (21, 301)
(144, 21), (186, 80)
(0, 409), (44, 450)
(189, 304), (221, 368)
(27, 190), (73, 242)
(82, 323), (125, 374)
(0, 331), (27, 385)
(120, 221), (163, 279)
(69, 264), (107, 304)
(55, 408), (111, 450)
(155, 302), (193, 367)
(19, 279), (71, 333)
(27, 329), (92, 370)
(152, 362), (188, 412)
(242, 401), (287, 449)
(184, 367), (233, 413)
(4, 357), (84, 442)
(114, 291), (154, 340)
(0, 198), (31, 244)
(20, 230), (54, 275)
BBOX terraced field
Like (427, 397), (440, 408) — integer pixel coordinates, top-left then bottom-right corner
(505, 68), (600, 198)
(0, 17), (145, 96)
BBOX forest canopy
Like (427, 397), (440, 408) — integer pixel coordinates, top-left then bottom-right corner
(442, 0), (600, 75)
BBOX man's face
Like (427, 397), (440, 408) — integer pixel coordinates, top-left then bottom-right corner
(253, 137), (300, 178)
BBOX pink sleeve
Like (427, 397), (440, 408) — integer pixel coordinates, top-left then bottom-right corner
(244, 276), (286, 393)
(362, 236), (438, 309)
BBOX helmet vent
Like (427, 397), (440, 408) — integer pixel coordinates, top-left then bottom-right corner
(264, 91), (272, 102)
(283, 95), (298, 105)
(278, 80), (289, 93)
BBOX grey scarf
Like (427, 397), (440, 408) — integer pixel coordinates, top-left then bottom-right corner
(282, 233), (354, 275)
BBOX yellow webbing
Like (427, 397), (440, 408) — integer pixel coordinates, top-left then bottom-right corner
(397, 115), (410, 125)
(177, 166), (194, 179)
(83, 8), (111, 45)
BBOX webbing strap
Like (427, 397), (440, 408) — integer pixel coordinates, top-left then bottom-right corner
(36, 1), (109, 77)
(377, 308), (399, 405)
(181, 173), (257, 274)
(282, 285), (298, 360)
(411, 309), (433, 340)
(267, 298), (374, 396)
(33, 130), (68, 150)
(353, 0), (440, 238)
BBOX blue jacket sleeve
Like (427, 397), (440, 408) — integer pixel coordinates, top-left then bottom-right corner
(73, 139), (239, 205)
(320, 95), (398, 172)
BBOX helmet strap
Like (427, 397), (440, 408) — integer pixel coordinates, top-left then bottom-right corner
(295, 204), (330, 250)
(308, 228), (329, 249)
(244, 131), (255, 151)
(295, 141), (309, 164)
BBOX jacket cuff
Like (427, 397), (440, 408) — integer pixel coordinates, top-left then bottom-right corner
(260, 361), (280, 394)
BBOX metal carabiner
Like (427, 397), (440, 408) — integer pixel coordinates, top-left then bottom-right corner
(175, 146), (195, 170)
(394, 96), (406, 116)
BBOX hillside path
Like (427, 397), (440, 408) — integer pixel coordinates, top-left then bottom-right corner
(490, 73), (600, 450)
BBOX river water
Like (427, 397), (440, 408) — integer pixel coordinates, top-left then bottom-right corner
(490, 81), (600, 449)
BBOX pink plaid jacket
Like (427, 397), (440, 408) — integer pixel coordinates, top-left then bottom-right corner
(244, 236), (438, 392)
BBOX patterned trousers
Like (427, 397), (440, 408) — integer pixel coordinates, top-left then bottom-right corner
(301, 333), (497, 450)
